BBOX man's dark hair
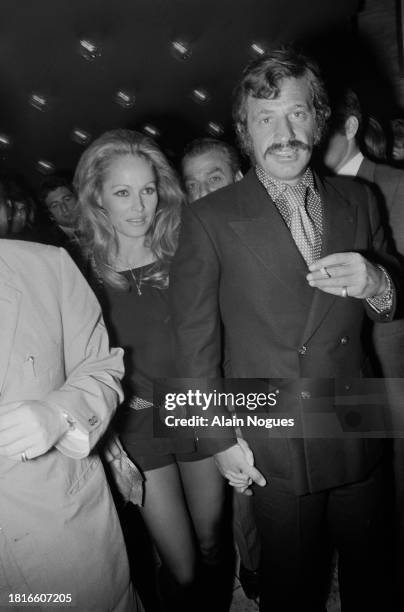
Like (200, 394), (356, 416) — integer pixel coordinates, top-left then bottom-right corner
(233, 46), (330, 156)
(38, 175), (75, 206)
(328, 88), (363, 137)
(182, 137), (241, 176)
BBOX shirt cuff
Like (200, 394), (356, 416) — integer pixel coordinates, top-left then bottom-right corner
(366, 265), (393, 313)
(55, 410), (90, 458)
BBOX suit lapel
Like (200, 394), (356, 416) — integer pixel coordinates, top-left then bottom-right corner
(228, 170), (314, 306)
(300, 173), (358, 344)
(0, 256), (22, 393)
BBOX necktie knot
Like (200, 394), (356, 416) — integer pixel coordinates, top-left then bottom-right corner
(283, 183), (308, 211)
(281, 183), (319, 265)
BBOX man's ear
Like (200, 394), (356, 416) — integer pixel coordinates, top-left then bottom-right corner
(234, 170), (243, 182)
(345, 115), (359, 141)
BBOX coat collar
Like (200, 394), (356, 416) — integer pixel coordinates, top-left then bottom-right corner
(357, 156), (376, 182)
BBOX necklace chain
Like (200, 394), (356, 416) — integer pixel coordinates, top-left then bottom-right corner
(129, 268), (143, 296)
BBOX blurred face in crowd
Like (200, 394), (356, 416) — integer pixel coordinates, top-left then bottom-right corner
(392, 139), (404, 161)
(183, 150), (239, 203)
(100, 154), (158, 246)
(45, 186), (78, 228)
(0, 188), (9, 237)
(245, 76), (316, 184)
(323, 130), (351, 173)
(9, 201), (28, 234)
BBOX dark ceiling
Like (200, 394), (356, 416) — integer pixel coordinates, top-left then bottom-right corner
(0, 0), (360, 187)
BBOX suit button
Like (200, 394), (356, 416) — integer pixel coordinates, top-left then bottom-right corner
(298, 345), (307, 355)
(345, 384), (351, 391)
(340, 336), (349, 345)
(301, 391), (311, 399)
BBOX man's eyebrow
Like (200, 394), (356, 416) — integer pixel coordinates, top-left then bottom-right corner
(207, 167), (225, 175)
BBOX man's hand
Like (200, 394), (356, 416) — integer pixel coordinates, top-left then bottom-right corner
(0, 401), (69, 461)
(214, 442), (266, 496)
(307, 252), (386, 299)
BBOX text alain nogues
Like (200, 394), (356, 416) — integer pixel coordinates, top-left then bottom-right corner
(164, 415), (295, 429)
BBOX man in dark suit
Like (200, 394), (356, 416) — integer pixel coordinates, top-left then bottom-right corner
(324, 89), (404, 606)
(169, 48), (399, 611)
(323, 88), (404, 378)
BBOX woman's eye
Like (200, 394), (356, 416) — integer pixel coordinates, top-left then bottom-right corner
(115, 189), (129, 197)
(143, 186), (156, 195)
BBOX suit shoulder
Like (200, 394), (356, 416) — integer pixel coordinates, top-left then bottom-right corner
(322, 173), (369, 196)
(373, 162), (404, 184)
(189, 179), (243, 216)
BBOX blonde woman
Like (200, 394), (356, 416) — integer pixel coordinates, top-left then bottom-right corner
(74, 129), (226, 611)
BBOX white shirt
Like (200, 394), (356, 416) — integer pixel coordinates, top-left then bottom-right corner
(337, 151), (364, 177)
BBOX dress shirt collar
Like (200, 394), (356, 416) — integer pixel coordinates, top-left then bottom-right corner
(337, 151), (364, 177)
(255, 165), (317, 201)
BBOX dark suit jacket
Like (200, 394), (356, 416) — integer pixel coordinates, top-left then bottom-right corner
(170, 168), (399, 495)
(357, 157), (404, 377)
(358, 157), (404, 256)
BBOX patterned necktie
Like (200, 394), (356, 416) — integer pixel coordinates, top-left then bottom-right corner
(283, 184), (320, 266)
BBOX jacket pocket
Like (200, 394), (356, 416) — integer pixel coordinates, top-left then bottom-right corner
(67, 455), (101, 496)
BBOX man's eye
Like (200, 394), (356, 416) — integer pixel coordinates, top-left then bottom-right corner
(260, 117), (271, 125)
(209, 175), (223, 184)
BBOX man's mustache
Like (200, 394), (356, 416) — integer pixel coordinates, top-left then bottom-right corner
(265, 140), (311, 156)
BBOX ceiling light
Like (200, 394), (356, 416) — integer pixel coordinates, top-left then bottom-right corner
(191, 88), (210, 104)
(171, 40), (192, 61)
(71, 127), (91, 146)
(207, 122), (223, 136)
(36, 159), (55, 175)
(79, 39), (101, 61)
(143, 124), (160, 138)
(29, 93), (49, 111)
(114, 90), (136, 109)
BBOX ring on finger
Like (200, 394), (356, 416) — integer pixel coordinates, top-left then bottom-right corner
(341, 286), (348, 298)
(21, 451), (28, 462)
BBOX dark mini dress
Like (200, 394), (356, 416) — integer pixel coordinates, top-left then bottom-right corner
(101, 263), (201, 472)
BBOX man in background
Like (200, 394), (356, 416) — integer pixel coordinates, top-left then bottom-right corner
(181, 137), (243, 203)
(323, 88), (404, 378)
(38, 176), (86, 270)
(323, 87), (404, 606)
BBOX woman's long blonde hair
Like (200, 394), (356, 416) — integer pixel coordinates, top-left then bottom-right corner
(74, 129), (184, 289)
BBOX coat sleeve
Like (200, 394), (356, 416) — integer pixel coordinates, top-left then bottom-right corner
(169, 206), (236, 453)
(363, 184), (401, 322)
(170, 205), (223, 378)
(45, 248), (124, 458)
